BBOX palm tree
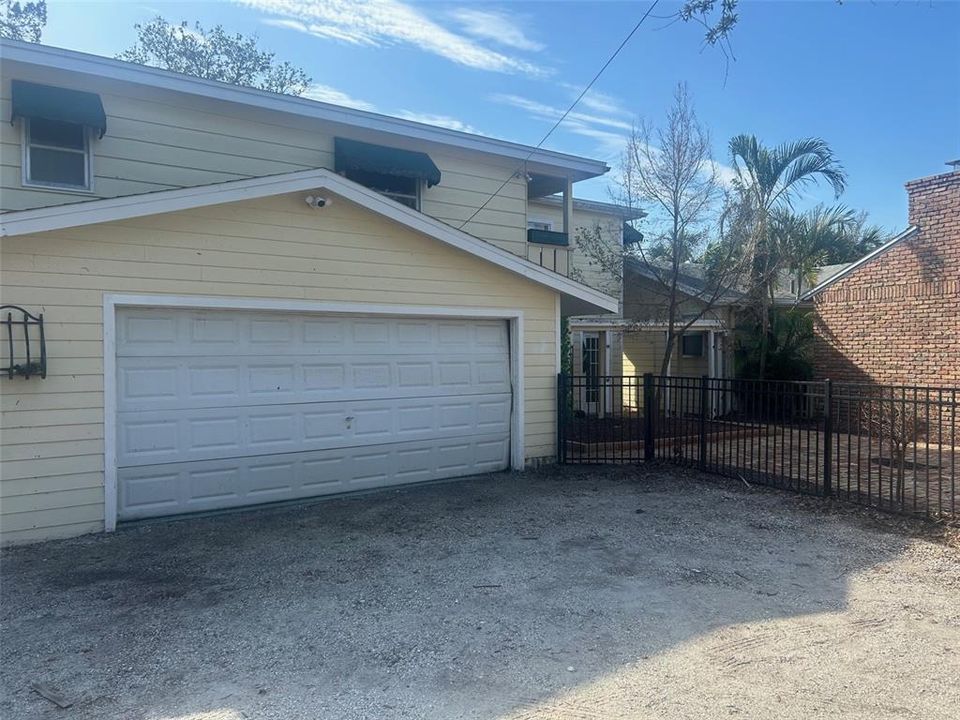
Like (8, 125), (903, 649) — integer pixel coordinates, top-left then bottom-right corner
(773, 205), (856, 301)
(728, 135), (847, 376)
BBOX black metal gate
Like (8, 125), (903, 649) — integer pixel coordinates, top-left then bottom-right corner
(558, 373), (959, 522)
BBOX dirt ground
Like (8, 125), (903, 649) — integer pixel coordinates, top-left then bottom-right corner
(2, 466), (958, 720)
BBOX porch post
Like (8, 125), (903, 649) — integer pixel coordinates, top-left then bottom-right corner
(707, 330), (716, 418)
(664, 330), (672, 416)
(562, 177), (573, 237)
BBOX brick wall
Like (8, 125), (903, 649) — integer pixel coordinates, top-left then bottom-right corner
(811, 169), (960, 388)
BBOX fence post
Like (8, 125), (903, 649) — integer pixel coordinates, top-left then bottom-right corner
(699, 375), (709, 470)
(643, 373), (654, 462)
(557, 373), (565, 464)
(822, 378), (833, 497)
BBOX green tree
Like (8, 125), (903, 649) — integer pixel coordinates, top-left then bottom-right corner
(578, 84), (746, 381)
(0, 0), (46, 42)
(728, 134), (847, 376)
(680, 0), (739, 47)
(118, 17), (310, 95)
(736, 307), (815, 381)
(772, 205), (854, 301)
(772, 205), (890, 301)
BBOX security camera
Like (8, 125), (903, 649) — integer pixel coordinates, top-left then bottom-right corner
(304, 195), (331, 209)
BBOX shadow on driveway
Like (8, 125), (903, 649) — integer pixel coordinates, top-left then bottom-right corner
(2, 466), (958, 719)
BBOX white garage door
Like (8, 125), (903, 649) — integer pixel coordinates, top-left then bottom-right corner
(115, 308), (512, 520)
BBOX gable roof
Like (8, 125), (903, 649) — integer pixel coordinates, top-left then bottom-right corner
(625, 257), (746, 305)
(0, 168), (618, 315)
(0, 39), (608, 182)
(801, 226), (920, 299)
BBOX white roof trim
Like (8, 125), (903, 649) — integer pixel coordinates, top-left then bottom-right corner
(0, 39), (608, 180)
(801, 226), (920, 299)
(530, 195), (646, 220)
(0, 168), (618, 314)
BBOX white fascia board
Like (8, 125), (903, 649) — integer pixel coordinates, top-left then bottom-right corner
(0, 39), (608, 180)
(530, 195), (646, 220)
(801, 225), (919, 300)
(0, 168), (618, 314)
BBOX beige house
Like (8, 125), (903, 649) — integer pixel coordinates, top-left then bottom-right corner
(567, 257), (742, 417)
(527, 195), (643, 394)
(0, 40), (621, 544)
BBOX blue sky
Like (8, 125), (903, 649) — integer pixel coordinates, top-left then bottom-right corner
(41, 0), (960, 231)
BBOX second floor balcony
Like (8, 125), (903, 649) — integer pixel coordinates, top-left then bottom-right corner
(527, 229), (570, 275)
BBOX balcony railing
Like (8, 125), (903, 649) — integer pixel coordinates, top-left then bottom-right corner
(526, 228), (569, 246)
(527, 242), (570, 275)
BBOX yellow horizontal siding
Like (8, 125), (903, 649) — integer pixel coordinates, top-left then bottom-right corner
(1, 66), (527, 253)
(528, 203), (622, 300)
(0, 191), (558, 544)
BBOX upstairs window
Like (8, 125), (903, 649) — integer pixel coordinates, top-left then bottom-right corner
(12, 80), (106, 193)
(334, 137), (441, 212)
(23, 117), (91, 191)
(528, 220), (553, 231)
(343, 167), (421, 210)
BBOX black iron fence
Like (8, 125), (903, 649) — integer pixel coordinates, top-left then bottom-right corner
(558, 373), (959, 522)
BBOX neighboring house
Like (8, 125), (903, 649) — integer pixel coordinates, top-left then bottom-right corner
(526, 195), (644, 404)
(804, 166), (960, 387)
(771, 264), (851, 306)
(0, 39), (620, 544)
(618, 259), (741, 409)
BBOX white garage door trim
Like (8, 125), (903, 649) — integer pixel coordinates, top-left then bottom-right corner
(102, 293), (526, 532)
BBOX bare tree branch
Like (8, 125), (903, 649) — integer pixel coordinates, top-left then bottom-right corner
(579, 83), (748, 379)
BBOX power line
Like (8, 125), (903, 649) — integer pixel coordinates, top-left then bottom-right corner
(457, 0), (661, 231)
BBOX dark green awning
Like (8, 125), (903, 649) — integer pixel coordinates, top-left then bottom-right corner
(335, 137), (441, 188)
(623, 223), (644, 246)
(11, 80), (107, 138)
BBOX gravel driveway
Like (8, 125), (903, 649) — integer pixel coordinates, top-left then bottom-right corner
(2, 466), (958, 719)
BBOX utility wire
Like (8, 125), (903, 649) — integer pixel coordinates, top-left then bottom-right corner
(457, 0), (661, 231)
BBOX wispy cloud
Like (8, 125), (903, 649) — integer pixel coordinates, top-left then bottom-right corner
(708, 160), (739, 188)
(490, 93), (633, 133)
(301, 83), (377, 111)
(241, 0), (549, 76)
(394, 111), (480, 134)
(561, 84), (631, 118)
(489, 92), (632, 160)
(263, 17), (375, 46)
(299, 84), (482, 136)
(564, 124), (630, 160)
(449, 8), (543, 52)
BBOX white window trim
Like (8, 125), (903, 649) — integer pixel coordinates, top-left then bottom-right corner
(582, 331), (601, 406)
(102, 293), (526, 532)
(20, 117), (95, 193)
(527, 217), (554, 232)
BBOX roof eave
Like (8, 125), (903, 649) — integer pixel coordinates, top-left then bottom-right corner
(530, 195), (646, 220)
(0, 39), (609, 181)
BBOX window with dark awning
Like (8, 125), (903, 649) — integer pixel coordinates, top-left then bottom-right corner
(623, 223), (644, 246)
(335, 137), (441, 188)
(11, 80), (107, 138)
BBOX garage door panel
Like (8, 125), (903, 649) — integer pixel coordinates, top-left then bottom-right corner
(117, 354), (510, 411)
(118, 393), (510, 467)
(117, 433), (510, 520)
(116, 309), (512, 521)
(118, 310), (508, 358)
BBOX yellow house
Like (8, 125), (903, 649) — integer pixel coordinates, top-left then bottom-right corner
(0, 40), (619, 544)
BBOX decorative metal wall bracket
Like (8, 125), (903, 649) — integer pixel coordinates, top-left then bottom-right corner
(1, 305), (46, 379)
